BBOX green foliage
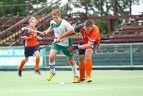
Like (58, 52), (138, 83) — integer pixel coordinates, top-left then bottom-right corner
(0, 0), (26, 16)
(0, 0), (141, 35)
(71, 0), (141, 35)
(0, 0), (47, 17)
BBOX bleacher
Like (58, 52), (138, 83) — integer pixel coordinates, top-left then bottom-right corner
(0, 0), (61, 46)
(0, 16), (25, 31)
(110, 13), (143, 43)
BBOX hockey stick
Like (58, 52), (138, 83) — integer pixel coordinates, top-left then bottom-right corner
(21, 27), (57, 39)
(40, 43), (53, 50)
(41, 33), (80, 49)
(60, 33), (80, 41)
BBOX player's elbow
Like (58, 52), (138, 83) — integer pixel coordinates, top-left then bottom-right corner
(67, 29), (76, 35)
(73, 31), (76, 35)
(71, 30), (76, 35)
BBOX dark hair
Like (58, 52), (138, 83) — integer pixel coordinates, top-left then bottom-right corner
(84, 19), (93, 27)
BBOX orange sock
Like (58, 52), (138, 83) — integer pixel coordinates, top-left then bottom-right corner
(85, 58), (92, 78)
(18, 59), (26, 71)
(79, 64), (85, 79)
(35, 57), (40, 71)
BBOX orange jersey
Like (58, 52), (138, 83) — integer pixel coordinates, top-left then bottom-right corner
(80, 25), (100, 44)
(25, 31), (39, 47)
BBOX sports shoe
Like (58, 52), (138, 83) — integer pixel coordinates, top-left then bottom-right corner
(73, 76), (80, 83)
(18, 70), (22, 77)
(86, 77), (92, 83)
(80, 78), (86, 82)
(35, 70), (41, 75)
(47, 72), (55, 81)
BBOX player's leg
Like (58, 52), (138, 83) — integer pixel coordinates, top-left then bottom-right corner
(67, 56), (80, 83)
(67, 56), (78, 77)
(47, 49), (57, 81)
(62, 46), (79, 83)
(78, 54), (86, 81)
(18, 57), (28, 77)
(18, 46), (33, 77)
(34, 50), (41, 75)
(85, 48), (93, 82)
(47, 44), (59, 81)
(78, 42), (86, 81)
(49, 49), (57, 73)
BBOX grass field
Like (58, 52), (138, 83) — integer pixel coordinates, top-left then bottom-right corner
(0, 70), (143, 96)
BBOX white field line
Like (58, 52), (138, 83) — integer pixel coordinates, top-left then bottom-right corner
(0, 86), (143, 94)
(0, 75), (143, 82)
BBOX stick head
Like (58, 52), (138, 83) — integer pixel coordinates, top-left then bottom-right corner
(21, 27), (28, 31)
(21, 27), (29, 36)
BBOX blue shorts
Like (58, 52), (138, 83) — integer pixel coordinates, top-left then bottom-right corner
(79, 42), (98, 55)
(24, 45), (40, 57)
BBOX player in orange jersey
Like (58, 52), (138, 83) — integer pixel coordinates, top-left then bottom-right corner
(18, 16), (42, 77)
(55, 19), (100, 82)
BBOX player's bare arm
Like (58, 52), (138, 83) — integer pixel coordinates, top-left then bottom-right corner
(55, 24), (84, 43)
(59, 29), (76, 40)
(36, 36), (42, 40)
(42, 26), (53, 35)
(68, 41), (94, 52)
(60, 24), (83, 41)
(53, 29), (76, 43)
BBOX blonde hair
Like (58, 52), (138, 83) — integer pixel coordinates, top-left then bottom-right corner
(84, 19), (94, 27)
(28, 16), (36, 23)
(51, 9), (61, 17)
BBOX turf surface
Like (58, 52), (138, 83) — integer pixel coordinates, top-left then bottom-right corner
(0, 70), (143, 96)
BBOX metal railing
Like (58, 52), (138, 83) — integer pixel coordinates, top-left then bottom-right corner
(1, 43), (143, 70)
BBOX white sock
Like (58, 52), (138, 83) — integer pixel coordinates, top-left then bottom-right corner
(71, 62), (78, 77)
(49, 61), (56, 74)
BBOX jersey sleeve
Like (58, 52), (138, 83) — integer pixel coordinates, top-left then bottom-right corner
(89, 28), (100, 42)
(50, 20), (54, 29)
(63, 20), (74, 30)
(74, 24), (84, 33)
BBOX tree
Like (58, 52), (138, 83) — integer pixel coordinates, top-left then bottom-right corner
(0, 0), (47, 17)
(69, 0), (141, 34)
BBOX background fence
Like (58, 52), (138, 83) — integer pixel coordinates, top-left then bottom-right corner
(0, 43), (143, 70)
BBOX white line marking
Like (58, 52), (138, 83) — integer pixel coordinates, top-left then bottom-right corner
(0, 86), (143, 94)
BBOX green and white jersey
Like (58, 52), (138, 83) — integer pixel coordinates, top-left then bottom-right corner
(50, 19), (74, 46)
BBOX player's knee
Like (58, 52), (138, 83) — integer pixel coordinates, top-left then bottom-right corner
(79, 60), (84, 64)
(49, 57), (55, 63)
(24, 58), (28, 62)
(78, 55), (85, 64)
(67, 56), (75, 65)
(36, 54), (40, 58)
(85, 49), (93, 59)
(79, 58), (84, 64)
(69, 59), (75, 65)
(85, 49), (93, 55)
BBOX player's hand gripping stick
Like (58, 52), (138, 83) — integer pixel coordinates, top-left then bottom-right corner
(68, 46), (78, 52)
